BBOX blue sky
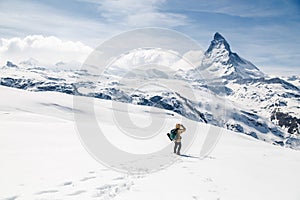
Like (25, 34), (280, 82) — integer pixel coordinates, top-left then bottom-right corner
(0, 0), (299, 75)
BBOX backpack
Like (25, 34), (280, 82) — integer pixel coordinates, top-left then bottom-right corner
(167, 128), (178, 141)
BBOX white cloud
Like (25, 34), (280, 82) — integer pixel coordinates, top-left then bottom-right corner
(84, 0), (188, 27)
(0, 0), (188, 46)
(0, 1), (119, 47)
(185, 0), (298, 18)
(97, 0), (165, 14)
(126, 12), (187, 27)
(0, 35), (93, 67)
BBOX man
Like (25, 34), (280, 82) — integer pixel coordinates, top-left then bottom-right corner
(174, 123), (186, 155)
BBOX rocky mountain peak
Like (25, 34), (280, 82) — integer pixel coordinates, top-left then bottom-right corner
(206, 32), (231, 54)
(6, 61), (18, 68)
(202, 32), (264, 80)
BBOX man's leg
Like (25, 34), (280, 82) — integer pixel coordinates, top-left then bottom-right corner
(177, 142), (182, 155)
(174, 142), (178, 153)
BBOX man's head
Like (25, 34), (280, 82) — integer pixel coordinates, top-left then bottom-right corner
(176, 124), (181, 129)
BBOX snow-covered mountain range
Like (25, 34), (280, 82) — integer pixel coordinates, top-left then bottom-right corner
(1, 32), (299, 149)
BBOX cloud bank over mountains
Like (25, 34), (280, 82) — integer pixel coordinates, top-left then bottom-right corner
(0, 35), (93, 67)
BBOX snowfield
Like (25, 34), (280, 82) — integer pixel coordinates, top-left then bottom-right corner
(1, 85), (300, 200)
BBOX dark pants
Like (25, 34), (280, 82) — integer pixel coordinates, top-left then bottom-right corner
(174, 142), (181, 154)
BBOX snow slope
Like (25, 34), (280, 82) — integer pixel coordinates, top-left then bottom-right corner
(1, 86), (300, 200)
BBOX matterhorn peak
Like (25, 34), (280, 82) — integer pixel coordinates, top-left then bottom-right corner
(206, 32), (231, 54)
(213, 32), (225, 41)
(202, 32), (265, 80)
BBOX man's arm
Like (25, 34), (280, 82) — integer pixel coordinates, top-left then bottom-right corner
(181, 124), (186, 132)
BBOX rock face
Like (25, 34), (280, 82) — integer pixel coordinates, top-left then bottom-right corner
(271, 108), (300, 135)
(0, 32), (299, 149)
(6, 61), (18, 68)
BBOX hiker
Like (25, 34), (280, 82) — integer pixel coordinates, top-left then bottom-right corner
(173, 123), (186, 155)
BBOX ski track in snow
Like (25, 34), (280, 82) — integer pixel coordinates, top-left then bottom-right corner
(0, 149), (207, 200)
(1, 196), (18, 200)
(2, 170), (136, 200)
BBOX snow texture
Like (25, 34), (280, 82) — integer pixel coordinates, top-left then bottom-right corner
(1, 86), (300, 200)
